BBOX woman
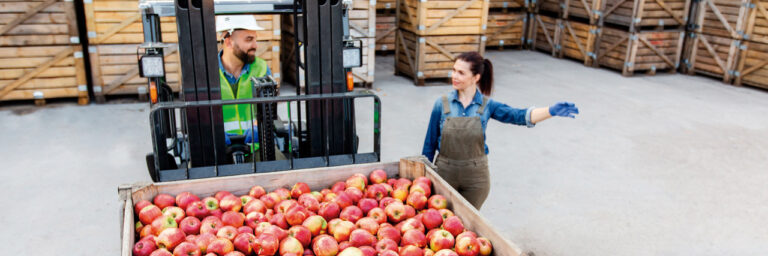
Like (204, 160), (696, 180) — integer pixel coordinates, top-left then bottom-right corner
(422, 52), (579, 209)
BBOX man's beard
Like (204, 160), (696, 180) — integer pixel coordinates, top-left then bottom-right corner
(233, 43), (256, 64)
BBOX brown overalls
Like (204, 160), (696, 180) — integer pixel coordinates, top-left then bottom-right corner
(435, 95), (491, 209)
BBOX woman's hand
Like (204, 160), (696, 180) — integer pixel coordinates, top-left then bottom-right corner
(548, 102), (579, 118)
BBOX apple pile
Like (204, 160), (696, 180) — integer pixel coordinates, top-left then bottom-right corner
(133, 170), (493, 256)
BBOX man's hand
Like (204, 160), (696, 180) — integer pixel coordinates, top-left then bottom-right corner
(549, 102), (579, 118)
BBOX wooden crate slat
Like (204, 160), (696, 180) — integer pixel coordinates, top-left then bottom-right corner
(376, 12), (396, 52)
(599, 0), (691, 29)
(681, 32), (739, 82)
(745, 0), (768, 44)
(530, 14), (560, 55)
(734, 40), (768, 89)
(0, 45), (87, 103)
(0, 0), (78, 47)
(691, 0), (750, 40)
(558, 19), (598, 65)
(486, 11), (527, 48)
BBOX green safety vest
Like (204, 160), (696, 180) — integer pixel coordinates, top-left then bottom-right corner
(220, 57), (268, 150)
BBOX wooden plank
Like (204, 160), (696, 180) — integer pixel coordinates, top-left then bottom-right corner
(0, 0), (57, 36)
(0, 46), (73, 98)
(398, 0), (489, 36)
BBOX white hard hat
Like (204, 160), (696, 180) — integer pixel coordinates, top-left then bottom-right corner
(216, 15), (265, 34)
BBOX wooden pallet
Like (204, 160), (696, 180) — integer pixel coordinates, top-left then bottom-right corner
(691, 0), (751, 40)
(375, 12), (397, 52)
(395, 29), (486, 85)
(0, 0), (88, 105)
(594, 27), (684, 75)
(745, 0), (768, 44)
(734, 40), (768, 89)
(397, 0), (490, 36)
(598, 0), (691, 30)
(486, 11), (528, 49)
(558, 19), (598, 65)
(564, 0), (601, 24)
(681, 32), (740, 83)
(529, 14), (560, 55)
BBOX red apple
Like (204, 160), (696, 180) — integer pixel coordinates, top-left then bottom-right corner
(220, 195), (242, 212)
(275, 199), (299, 214)
(323, 193), (338, 203)
(409, 183), (431, 198)
(438, 209), (454, 220)
(291, 182), (311, 199)
(329, 220), (355, 242)
(303, 248), (314, 256)
(271, 188), (289, 200)
(441, 216), (464, 237)
(379, 197), (398, 209)
(154, 194), (177, 209)
(381, 184), (393, 197)
(338, 241), (351, 252)
(355, 217), (379, 235)
(392, 188), (408, 202)
(357, 198), (377, 215)
(163, 206), (186, 223)
(254, 233), (279, 255)
(245, 212), (267, 229)
(233, 233), (256, 255)
(429, 230), (454, 252)
(455, 231), (477, 242)
(149, 249), (173, 256)
(140, 205), (163, 225)
(424, 248), (436, 256)
(421, 209), (443, 230)
(345, 187), (364, 204)
(152, 215), (178, 235)
(254, 222), (272, 237)
(285, 204), (309, 226)
(318, 202), (341, 220)
(186, 234), (197, 244)
(394, 178), (412, 189)
(399, 245), (423, 256)
(172, 242), (201, 256)
(302, 215), (328, 236)
(376, 225), (401, 244)
(346, 173), (368, 191)
(280, 236), (304, 255)
(249, 186), (266, 199)
(200, 216), (223, 235)
(434, 249), (458, 256)
(312, 234), (339, 256)
(477, 237), (492, 256)
(240, 195), (255, 207)
(364, 184), (388, 201)
(209, 209), (223, 219)
(334, 192), (354, 209)
(338, 247), (363, 256)
(367, 207), (387, 224)
(413, 177), (432, 187)
(137, 221), (145, 234)
(180, 216), (201, 235)
(289, 225), (312, 247)
(238, 226), (253, 234)
(264, 225), (289, 241)
(404, 205), (416, 219)
(141, 225), (158, 239)
(401, 229), (426, 248)
(221, 211), (245, 228)
(386, 179), (397, 187)
(243, 199), (267, 215)
(202, 197), (219, 211)
(360, 246), (376, 256)
(455, 236), (480, 256)
(269, 212), (289, 229)
(208, 237), (234, 255)
(214, 191), (234, 201)
(224, 252), (245, 256)
(406, 191), (427, 210)
(260, 192), (282, 209)
(133, 238), (157, 256)
(331, 181), (347, 194)
(369, 169), (387, 184)
(194, 233), (217, 253)
(427, 195), (447, 210)
(185, 201), (209, 220)
(399, 218), (425, 234)
(217, 226), (238, 241)
(349, 229), (376, 247)
(299, 193), (321, 212)
(176, 192), (201, 210)
(384, 201), (406, 223)
(375, 238), (397, 252)
(340, 206), (363, 223)
(135, 200), (153, 215)
(379, 250), (398, 256)
(157, 228), (185, 251)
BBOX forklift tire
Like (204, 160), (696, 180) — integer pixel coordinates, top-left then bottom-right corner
(146, 153), (177, 182)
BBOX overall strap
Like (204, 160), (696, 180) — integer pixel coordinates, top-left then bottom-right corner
(442, 95), (451, 115)
(476, 96), (489, 114)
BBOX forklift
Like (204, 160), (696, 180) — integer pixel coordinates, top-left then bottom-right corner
(137, 0), (381, 182)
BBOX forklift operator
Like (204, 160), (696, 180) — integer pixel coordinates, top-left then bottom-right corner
(216, 15), (277, 160)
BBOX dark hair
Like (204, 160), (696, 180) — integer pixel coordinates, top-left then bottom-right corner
(457, 51), (493, 96)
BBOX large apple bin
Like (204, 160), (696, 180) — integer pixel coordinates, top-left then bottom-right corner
(119, 156), (526, 256)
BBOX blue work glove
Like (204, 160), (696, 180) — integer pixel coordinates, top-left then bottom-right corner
(549, 102), (579, 118)
(244, 128), (258, 144)
(225, 133), (237, 145)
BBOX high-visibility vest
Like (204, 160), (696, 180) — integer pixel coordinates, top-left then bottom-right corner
(219, 57), (268, 150)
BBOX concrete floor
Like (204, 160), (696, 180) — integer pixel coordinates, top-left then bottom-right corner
(1, 51), (767, 255)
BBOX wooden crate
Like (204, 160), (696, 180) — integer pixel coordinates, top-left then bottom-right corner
(598, 0), (691, 30)
(0, 45), (88, 105)
(352, 38), (376, 88)
(563, 0), (601, 24)
(594, 27), (684, 75)
(0, 0), (87, 105)
(488, 0), (528, 11)
(681, 32), (740, 82)
(397, 0), (490, 36)
(349, 0), (377, 39)
(118, 157), (526, 256)
(691, 0), (751, 40)
(486, 11), (528, 49)
(529, 14), (560, 55)
(557, 19), (598, 65)
(745, 0), (768, 44)
(734, 40), (768, 89)
(395, 30), (486, 85)
(533, 0), (564, 16)
(375, 12), (397, 52)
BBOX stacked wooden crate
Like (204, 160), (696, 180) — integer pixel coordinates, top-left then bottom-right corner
(486, 0), (528, 50)
(349, 0), (377, 88)
(395, 0), (490, 85)
(528, 0), (598, 66)
(84, 0), (282, 102)
(734, 0), (768, 89)
(0, 0), (88, 106)
(376, 1), (397, 54)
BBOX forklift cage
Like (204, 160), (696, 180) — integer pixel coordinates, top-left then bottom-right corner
(148, 91), (381, 182)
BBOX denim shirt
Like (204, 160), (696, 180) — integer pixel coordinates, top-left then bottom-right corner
(218, 51), (272, 86)
(421, 89), (535, 162)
